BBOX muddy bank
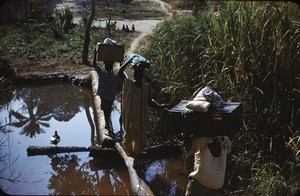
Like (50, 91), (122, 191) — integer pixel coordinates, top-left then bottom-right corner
(8, 58), (93, 85)
(13, 71), (92, 86)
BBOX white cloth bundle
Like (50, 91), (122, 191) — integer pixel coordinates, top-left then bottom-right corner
(103, 38), (117, 45)
(186, 89), (211, 112)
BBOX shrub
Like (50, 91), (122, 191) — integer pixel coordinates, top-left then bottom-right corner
(53, 5), (74, 38)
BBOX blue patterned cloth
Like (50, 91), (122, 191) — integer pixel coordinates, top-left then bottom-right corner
(200, 87), (224, 110)
(125, 53), (150, 68)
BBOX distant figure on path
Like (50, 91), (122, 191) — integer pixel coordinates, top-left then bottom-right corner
(131, 24), (135, 32)
(80, 0), (87, 8)
(125, 25), (130, 32)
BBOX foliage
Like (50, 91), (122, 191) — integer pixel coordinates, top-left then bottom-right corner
(145, 1), (300, 194)
(0, 22), (135, 62)
(0, 126), (26, 191)
(106, 20), (117, 31)
(95, 7), (165, 19)
(248, 162), (300, 195)
(79, 11), (90, 29)
(53, 5), (74, 38)
(0, 58), (12, 99)
(27, 0), (51, 21)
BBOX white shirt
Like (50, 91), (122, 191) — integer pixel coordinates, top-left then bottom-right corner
(189, 136), (232, 189)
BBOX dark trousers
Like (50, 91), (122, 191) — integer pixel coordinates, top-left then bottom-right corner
(101, 99), (114, 137)
(185, 177), (223, 196)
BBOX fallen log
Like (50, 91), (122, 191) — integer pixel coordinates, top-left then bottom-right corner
(90, 70), (115, 148)
(115, 142), (154, 196)
(89, 146), (119, 158)
(89, 144), (182, 159)
(91, 69), (151, 195)
(90, 69), (158, 195)
(27, 146), (91, 156)
(89, 145), (181, 170)
(137, 143), (182, 160)
(27, 143), (182, 158)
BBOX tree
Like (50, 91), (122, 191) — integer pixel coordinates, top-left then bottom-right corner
(82, 0), (95, 66)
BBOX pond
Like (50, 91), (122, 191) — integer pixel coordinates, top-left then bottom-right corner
(0, 83), (188, 195)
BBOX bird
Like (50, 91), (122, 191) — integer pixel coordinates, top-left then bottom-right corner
(50, 131), (60, 146)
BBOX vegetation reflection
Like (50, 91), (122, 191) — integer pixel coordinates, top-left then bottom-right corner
(8, 84), (91, 138)
(48, 154), (133, 195)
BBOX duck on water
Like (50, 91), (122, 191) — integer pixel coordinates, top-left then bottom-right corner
(50, 131), (60, 146)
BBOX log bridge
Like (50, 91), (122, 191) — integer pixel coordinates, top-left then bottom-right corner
(90, 70), (153, 195)
(26, 70), (181, 196)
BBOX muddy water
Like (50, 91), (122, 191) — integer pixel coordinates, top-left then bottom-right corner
(0, 83), (188, 195)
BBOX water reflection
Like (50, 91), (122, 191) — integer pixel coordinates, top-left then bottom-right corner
(0, 83), (189, 195)
(6, 84), (91, 138)
(10, 100), (51, 138)
(0, 126), (28, 193)
(0, 83), (97, 194)
(143, 158), (188, 196)
(48, 154), (96, 195)
(90, 157), (133, 195)
(47, 153), (133, 195)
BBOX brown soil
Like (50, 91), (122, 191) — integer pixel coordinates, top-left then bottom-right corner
(9, 0), (171, 81)
(11, 58), (93, 79)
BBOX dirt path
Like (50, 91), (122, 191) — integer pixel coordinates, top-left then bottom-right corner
(57, 0), (171, 53)
(126, 0), (171, 53)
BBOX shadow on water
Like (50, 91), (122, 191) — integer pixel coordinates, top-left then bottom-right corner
(0, 83), (188, 195)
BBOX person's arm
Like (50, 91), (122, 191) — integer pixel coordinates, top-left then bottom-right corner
(225, 137), (232, 154)
(148, 97), (166, 109)
(118, 55), (136, 81)
(188, 137), (206, 155)
(147, 88), (167, 109)
(93, 49), (101, 72)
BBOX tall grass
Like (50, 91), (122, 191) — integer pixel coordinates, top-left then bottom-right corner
(145, 1), (300, 194)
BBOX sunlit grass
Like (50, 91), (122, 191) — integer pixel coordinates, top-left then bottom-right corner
(145, 1), (300, 195)
(0, 21), (136, 62)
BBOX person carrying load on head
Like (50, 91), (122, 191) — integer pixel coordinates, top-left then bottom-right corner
(93, 38), (134, 138)
(185, 136), (232, 196)
(184, 87), (232, 196)
(119, 54), (167, 156)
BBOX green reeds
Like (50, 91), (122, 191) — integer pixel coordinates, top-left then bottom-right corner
(146, 1), (300, 194)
